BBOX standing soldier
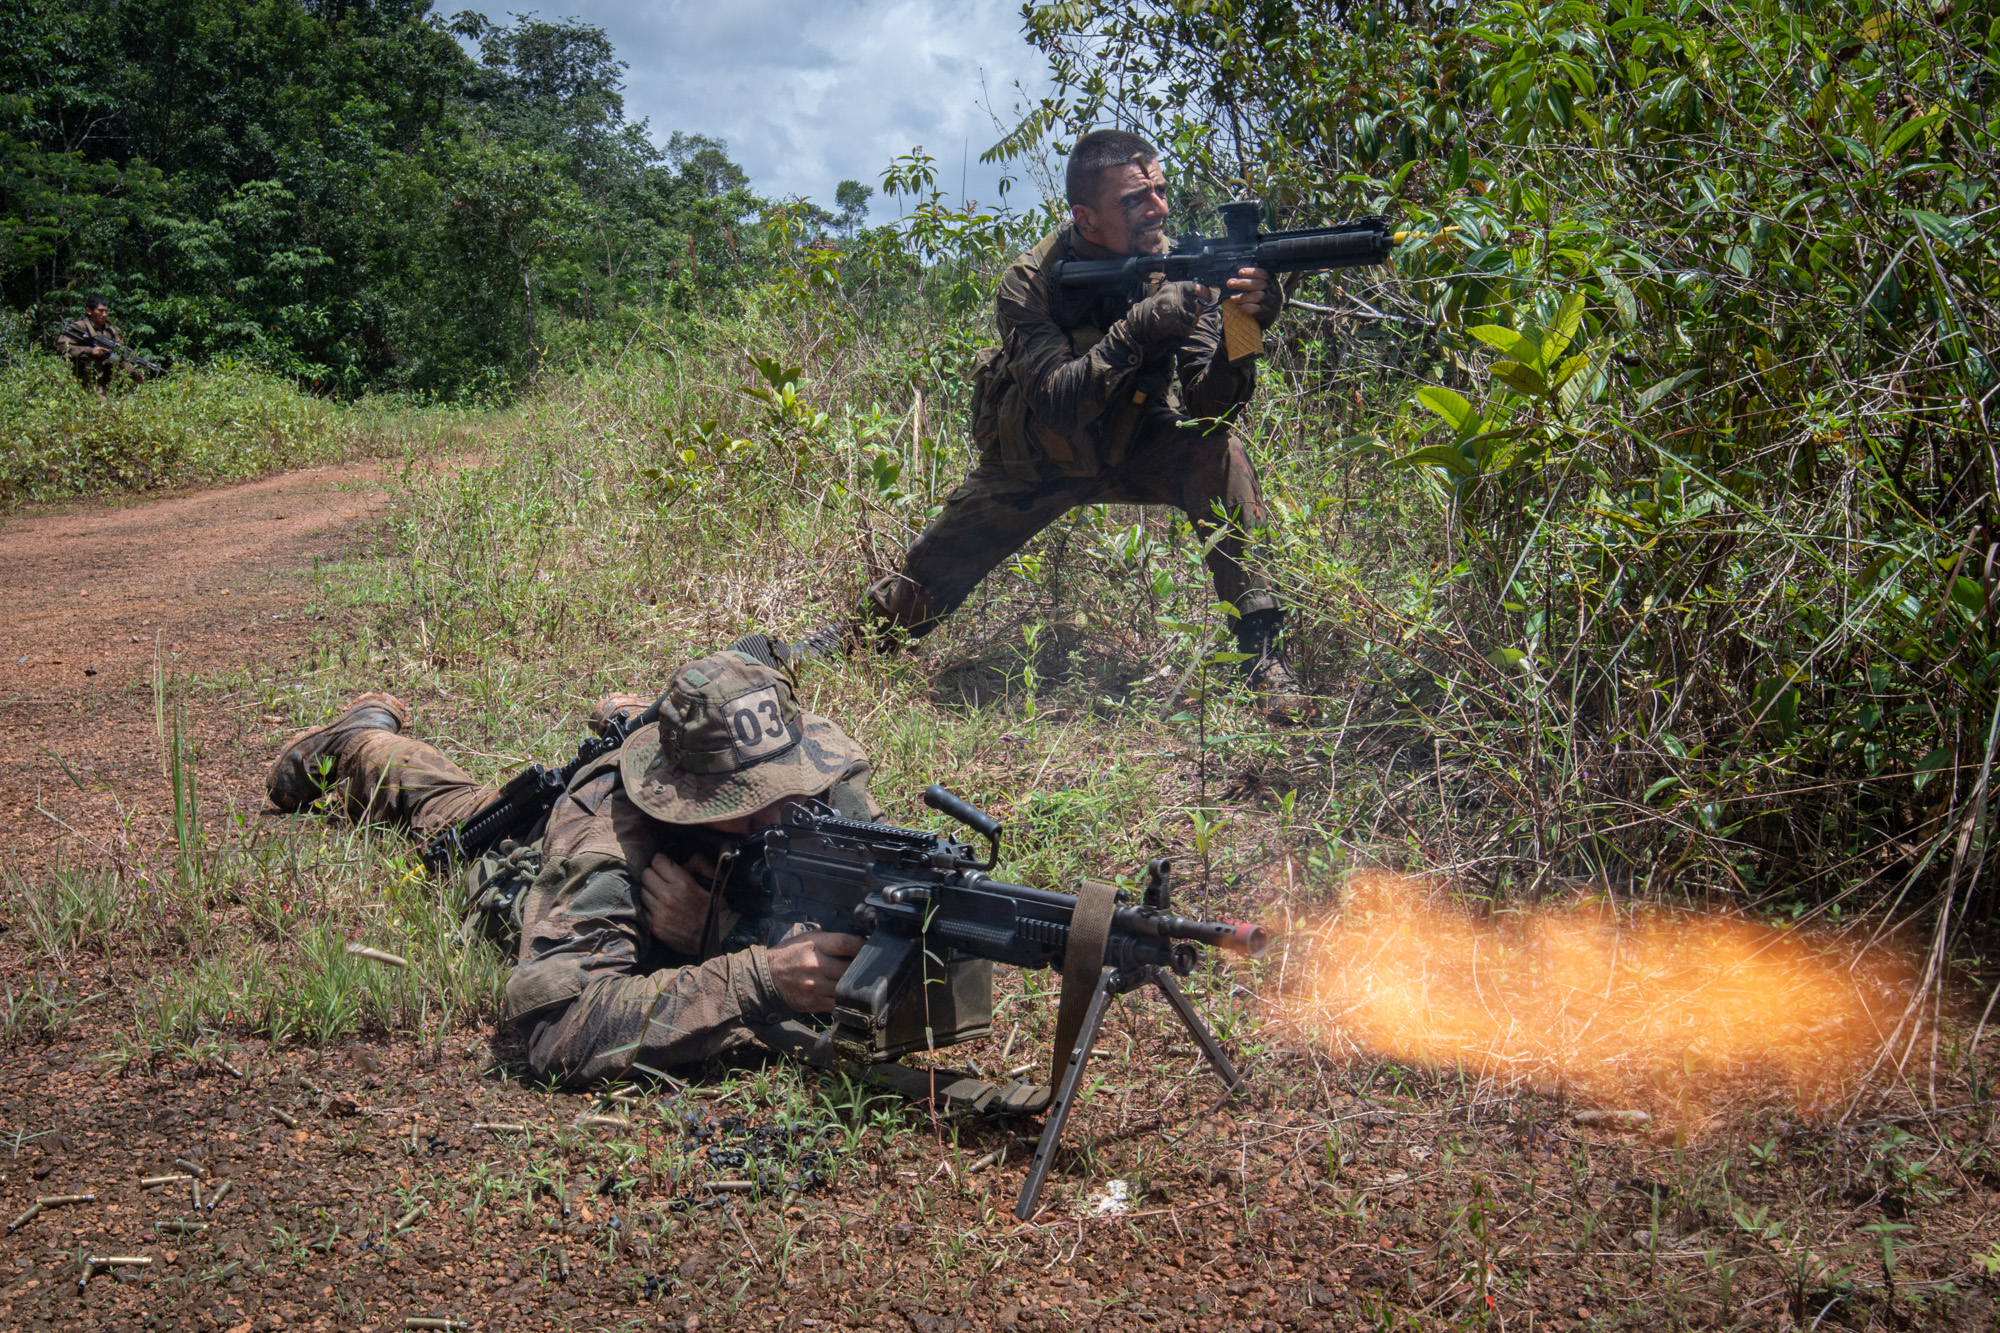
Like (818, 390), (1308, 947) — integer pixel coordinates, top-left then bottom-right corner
(809, 130), (1305, 717)
(55, 295), (146, 395)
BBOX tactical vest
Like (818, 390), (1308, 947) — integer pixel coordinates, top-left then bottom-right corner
(969, 232), (1173, 484)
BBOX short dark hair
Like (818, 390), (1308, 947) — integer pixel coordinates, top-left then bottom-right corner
(82, 294), (108, 311)
(1065, 130), (1160, 208)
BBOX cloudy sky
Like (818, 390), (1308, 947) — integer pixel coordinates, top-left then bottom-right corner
(543, 0), (1055, 221)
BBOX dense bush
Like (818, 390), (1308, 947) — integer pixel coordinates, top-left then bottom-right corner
(983, 0), (2000, 939)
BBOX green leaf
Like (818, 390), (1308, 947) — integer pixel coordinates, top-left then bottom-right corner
(1905, 208), (1973, 248)
(1912, 746), (1949, 791)
(1951, 576), (1987, 615)
(1541, 291), (1587, 363)
(1884, 111), (1944, 157)
(1636, 369), (1701, 411)
(1598, 269), (1639, 328)
(1391, 444), (1480, 477)
(1488, 647), (1528, 669)
(1414, 385), (1476, 432)
(1558, 348), (1603, 415)
(1489, 360), (1550, 397)
(1466, 324), (1539, 364)
(1550, 351), (1593, 390)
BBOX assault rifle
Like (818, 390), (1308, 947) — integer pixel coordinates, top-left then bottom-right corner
(747, 785), (1273, 1220)
(82, 332), (168, 377)
(1055, 200), (1398, 361)
(419, 696), (663, 876)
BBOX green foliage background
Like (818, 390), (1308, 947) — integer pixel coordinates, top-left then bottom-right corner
(0, 0), (776, 398)
(985, 0), (2000, 945)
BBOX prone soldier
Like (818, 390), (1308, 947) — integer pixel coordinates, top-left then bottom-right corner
(265, 651), (880, 1084)
(811, 130), (1305, 715)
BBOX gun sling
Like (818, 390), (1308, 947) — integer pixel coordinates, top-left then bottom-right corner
(1049, 880), (1119, 1084)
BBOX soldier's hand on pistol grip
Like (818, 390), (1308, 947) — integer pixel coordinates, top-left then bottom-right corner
(1120, 280), (1203, 347)
(1223, 266), (1281, 326)
(766, 931), (864, 1012)
(639, 852), (739, 954)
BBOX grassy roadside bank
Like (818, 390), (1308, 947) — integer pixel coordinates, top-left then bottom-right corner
(0, 356), (486, 510)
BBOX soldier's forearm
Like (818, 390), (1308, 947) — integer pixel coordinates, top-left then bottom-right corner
(517, 947), (787, 1085)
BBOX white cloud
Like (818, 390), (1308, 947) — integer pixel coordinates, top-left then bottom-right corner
(538, 0), (1054, 220)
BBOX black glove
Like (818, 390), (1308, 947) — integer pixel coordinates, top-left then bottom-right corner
(1120, 281), (1203, 347)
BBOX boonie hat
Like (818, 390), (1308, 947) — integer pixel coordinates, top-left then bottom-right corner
(620, 651), (866, 824)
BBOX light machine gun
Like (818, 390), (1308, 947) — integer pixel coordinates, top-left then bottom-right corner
(1054, 200), (1398, 362)
(747, 785), (1273, 1220)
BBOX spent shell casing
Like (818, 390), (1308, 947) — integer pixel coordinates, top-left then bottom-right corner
(7, 1202), (43, 1231)
(204, 1180), (233, 1211)
(191, 1179), (202, 1211)
(967, 1148), (1003, 1173)
(156, 1220), (209, 1234)
(37, 1193), (97, 1207)
(173, 1158), (209, 1178)
(75, 1260), (94, 1293)
(91, 1256), (153, 1267)
(574, 1114), (631, 1129)
(346, 944), (410, 968)
(404, 1321), (468, 1331)
(139, 1174), (193, 1188)
(270, 1107), (299, 1129)
(703, 1180), (755, 1192)
(557, 1247), (571, 1281)
(472, 1123), (526, 1133)
(391, 1200), (428, 1232)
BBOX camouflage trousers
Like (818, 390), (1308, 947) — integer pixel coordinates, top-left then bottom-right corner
(313, 729), (496, 836)
(865, 415), (1281, 636)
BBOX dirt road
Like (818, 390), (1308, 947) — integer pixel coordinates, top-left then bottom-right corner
(0, 463), (392, 871)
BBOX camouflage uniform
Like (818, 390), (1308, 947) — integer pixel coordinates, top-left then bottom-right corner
(863, 221), (1283, 637)
(265, 655), (881, 1086)
(55, 316), (137, 394)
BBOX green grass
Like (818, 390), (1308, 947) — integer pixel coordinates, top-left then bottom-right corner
(0, 354), (482, 508)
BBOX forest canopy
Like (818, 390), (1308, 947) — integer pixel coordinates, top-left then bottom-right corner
(0, 0), (819, 397)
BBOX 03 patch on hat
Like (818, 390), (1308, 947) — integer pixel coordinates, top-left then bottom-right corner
(621, 650), (866, 825)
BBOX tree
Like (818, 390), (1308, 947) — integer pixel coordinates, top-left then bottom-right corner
(834, 179), (873, 236)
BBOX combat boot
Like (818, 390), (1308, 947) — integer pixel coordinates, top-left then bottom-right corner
(266, 692), (411, 812)
(1235, 609), (1311, 723)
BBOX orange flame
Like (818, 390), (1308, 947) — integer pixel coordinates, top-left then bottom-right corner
(1281, 874), (1916, 1117)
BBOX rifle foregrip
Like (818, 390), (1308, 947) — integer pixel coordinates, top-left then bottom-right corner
(1257, 229), (1393, 272)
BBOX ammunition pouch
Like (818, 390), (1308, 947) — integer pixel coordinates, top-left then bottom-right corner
(458, 840), (542, 952)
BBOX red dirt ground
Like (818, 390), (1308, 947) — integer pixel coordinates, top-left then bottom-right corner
(3, 468), (1997, 1333)
(1, 463), (393, 874)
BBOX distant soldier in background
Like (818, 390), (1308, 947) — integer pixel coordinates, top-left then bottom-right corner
(807, 130), (1303, 715)
(55, 295), (150, 395)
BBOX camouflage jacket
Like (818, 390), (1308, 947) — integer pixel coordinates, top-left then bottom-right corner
(56, 318), (121, 363)
(974, 222), (1272, 480)
(504, 751), (883, 1085)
